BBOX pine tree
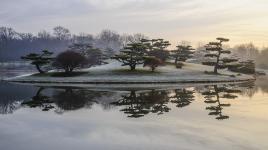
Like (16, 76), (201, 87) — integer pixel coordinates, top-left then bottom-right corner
(112, 42), (147, 70)
(21, 50), (53, 73)
(142, 38), (171, 61)
(171, 44), (195, 67)
(202, 38), (238, 74)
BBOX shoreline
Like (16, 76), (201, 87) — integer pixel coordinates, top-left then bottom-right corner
(5, 62), (256, 85)
(7, 78), (255, 84)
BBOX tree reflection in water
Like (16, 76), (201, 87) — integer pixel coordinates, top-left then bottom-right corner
(202, 85), (241, 120)
(22, 87), (54, 111)
(111, 89), (195, 118)
(22, 87), (113, 113)
(170, 89), (195, 108)
(18, 83), (258, 120)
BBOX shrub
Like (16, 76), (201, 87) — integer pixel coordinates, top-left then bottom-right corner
(53, 51), (87, 73)
(176, 62), (184, 69)
(143, 56), (163, 72)
(228, 60), (255, 74)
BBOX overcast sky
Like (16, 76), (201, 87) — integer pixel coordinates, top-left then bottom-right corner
(1, 0), (268, 47)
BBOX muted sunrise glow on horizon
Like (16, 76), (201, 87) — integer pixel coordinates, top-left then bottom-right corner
(1, 0), (268, 47)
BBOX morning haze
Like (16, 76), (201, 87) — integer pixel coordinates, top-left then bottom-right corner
(0, 1), (268, 150)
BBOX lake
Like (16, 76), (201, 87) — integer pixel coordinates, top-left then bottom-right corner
(0, 65), (268, 150)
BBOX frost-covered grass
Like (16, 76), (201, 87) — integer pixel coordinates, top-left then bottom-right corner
(6, 61), (255, 84)
(32, 71), (88, 77)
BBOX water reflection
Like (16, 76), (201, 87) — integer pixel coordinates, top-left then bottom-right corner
(202, 85), (241, 120)
(22, 87), (115, 114)
(0, 80), (265, 120)
(111, 90), (171, 118)
(170, 89), (195, 108)
(0, 82), (36, 114)
(22, 87), (54, 111)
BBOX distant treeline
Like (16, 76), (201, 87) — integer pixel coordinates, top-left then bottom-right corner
(1, 26), (268, 69)
(231, 43), (268, 69)
(0, 26), (146, 61)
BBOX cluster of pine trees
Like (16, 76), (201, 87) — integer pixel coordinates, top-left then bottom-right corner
(20, 34), (258, 75)
(112, 38), (195, 71)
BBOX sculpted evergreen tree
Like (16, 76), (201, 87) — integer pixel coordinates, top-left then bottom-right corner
(112, 42), (147, 70)
(202, 38), (238, 74)
(142, 38), (171, 61)
(171, 44), (195, 68)
(21, 50), (53, 73)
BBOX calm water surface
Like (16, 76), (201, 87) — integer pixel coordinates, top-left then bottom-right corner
(0, 66), (268, 150)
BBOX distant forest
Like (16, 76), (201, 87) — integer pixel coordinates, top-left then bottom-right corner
(1, 26), (268, 69)
(0, 26), (146, 61)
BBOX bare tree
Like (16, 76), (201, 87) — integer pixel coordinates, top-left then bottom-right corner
(232, 43), (259, 61)
(38, 30), (52, 40)
(53, 26), (71, 40)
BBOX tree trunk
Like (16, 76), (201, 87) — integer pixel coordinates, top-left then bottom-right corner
(151, 66), (156, 72)
(214, 65), (218, 74)
(214, 50), (221, 74)
(175, 57), (178, 65)
(70, 68), (73, 73)
(130, 65), (136, 71)
(35, 64), (44, 74)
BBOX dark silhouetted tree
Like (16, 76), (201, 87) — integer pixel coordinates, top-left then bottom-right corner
(143, 56), (163, 72)
(202, 38), (238, 74)
(171, 44), (195, 67)
(21, 50), (53, 73)
(53, 51), (86, 73)
(112, 42), (147, 70)
(142, 38), (171, 61)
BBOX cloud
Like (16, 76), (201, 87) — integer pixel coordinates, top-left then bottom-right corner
(0, 0), (268, 46)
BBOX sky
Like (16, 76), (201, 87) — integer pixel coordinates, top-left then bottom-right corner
(1, 0), (268, 47)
